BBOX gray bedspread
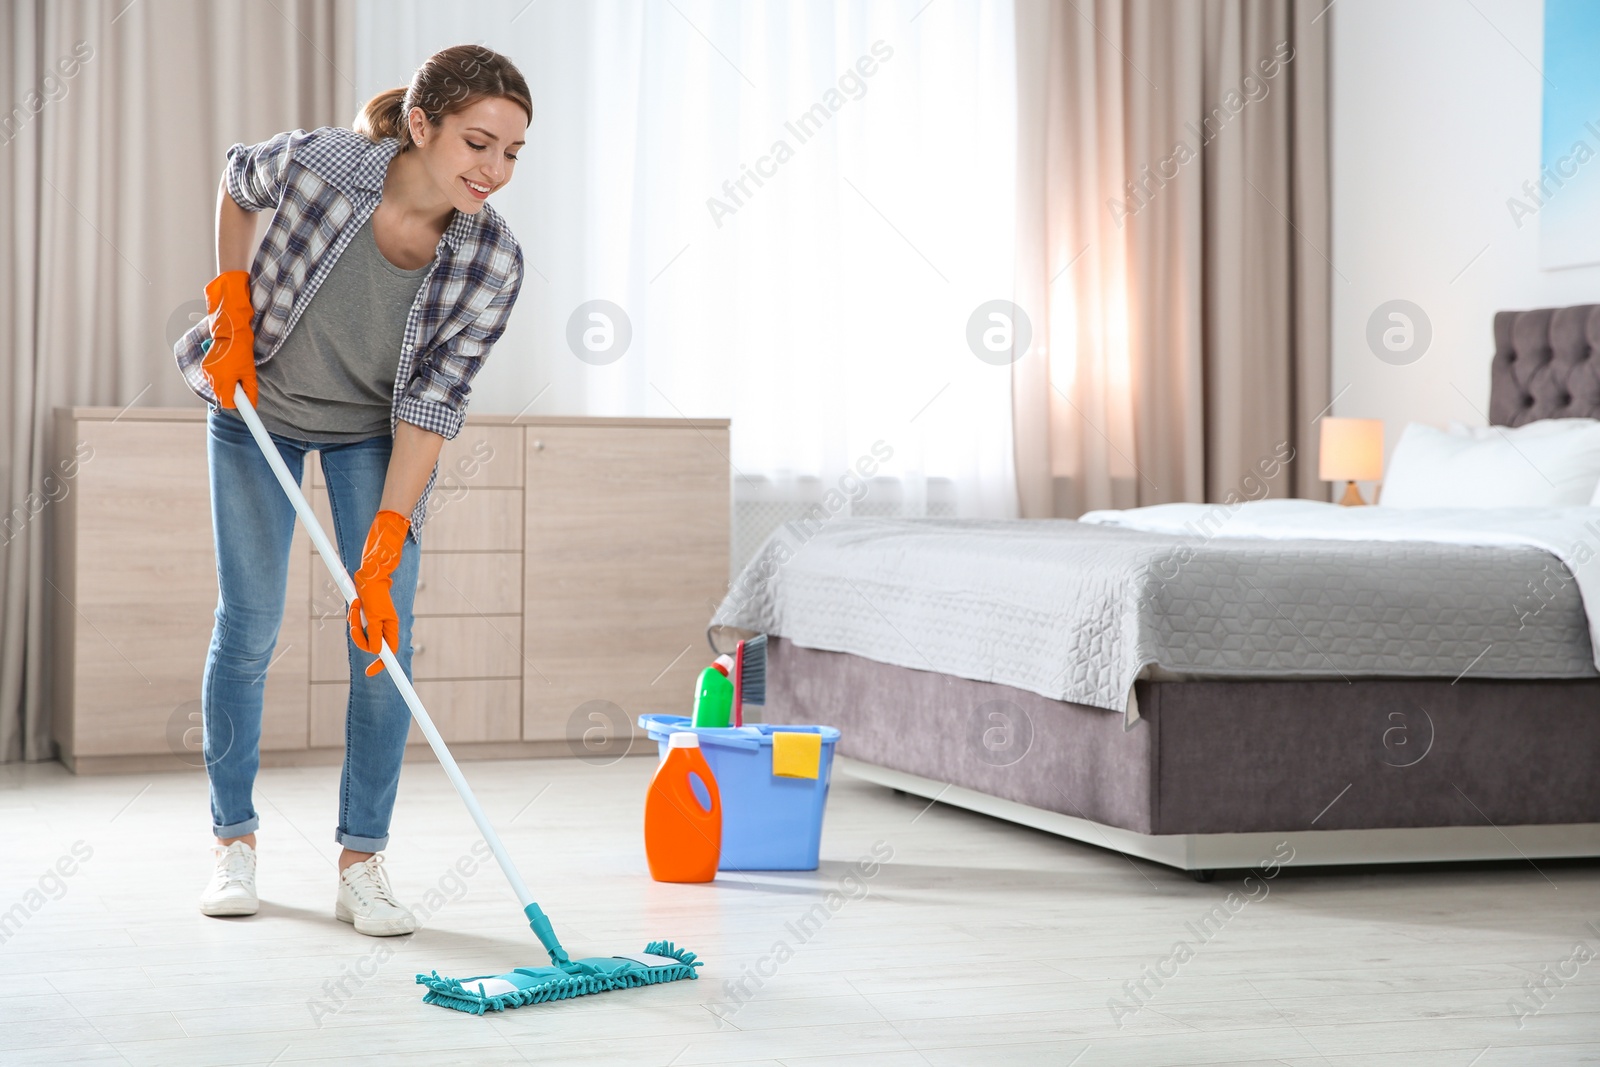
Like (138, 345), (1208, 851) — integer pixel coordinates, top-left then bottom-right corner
(709, 518), (1595, 713)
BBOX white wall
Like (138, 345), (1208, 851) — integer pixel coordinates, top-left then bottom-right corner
(1332, 0), (1600, 465)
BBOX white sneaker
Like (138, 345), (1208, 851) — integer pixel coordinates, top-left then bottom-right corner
(335, 854), (417, 936)
(200, 841), (259, 917)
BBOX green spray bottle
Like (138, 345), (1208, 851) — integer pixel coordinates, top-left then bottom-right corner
(691, 654), (735, 728)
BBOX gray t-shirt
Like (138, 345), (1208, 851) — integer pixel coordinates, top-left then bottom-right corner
(252, 215), (431, 443)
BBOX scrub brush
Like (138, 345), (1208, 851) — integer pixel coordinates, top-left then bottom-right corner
(731, 634), (767, 727)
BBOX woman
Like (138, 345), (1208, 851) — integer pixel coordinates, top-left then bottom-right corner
(171, 45), (529, 936)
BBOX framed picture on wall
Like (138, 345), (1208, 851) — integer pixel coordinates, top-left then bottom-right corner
(1540, 0), (1600, 270)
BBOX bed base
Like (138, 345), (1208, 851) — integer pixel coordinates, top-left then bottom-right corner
(764, 637), (1600, 869)
(841, 755), (1600, 874)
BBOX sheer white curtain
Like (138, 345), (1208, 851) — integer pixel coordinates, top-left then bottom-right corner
(356, 0), (1020, 569)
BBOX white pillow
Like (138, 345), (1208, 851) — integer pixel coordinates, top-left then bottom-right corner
(1380, 420), (1600, 508)
(1446, 417), (1600, 440)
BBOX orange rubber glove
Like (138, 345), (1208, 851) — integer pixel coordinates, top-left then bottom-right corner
(201, 269), (258, 409)
(348, 510), (410, 677)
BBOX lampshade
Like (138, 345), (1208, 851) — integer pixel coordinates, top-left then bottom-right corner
(1318, 417), (1384, 482)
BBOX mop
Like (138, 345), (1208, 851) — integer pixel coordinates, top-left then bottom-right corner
(228, 381), (701, 1013)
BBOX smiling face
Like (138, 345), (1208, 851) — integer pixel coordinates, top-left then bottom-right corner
(405, 95), (529, 214)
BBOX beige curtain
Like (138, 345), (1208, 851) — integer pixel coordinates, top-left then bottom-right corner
(1, 0), (356, 763)
(1012, 0), (1330, 517)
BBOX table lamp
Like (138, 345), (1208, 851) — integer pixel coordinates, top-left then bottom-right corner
(1319, 417), (1384, 506)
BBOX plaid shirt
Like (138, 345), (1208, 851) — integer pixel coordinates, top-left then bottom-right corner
(173, 125), (524, 542)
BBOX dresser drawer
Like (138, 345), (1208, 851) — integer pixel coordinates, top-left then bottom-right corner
(311, 613), (523, 682)
(438, 426), (524, 487)
(416, 552), (521, 616)
(420, 487), (522, 551)
(309, 678), (522, 747)
(308, 426), (523, 489)
(307, 483), (521, 553)
(308, 552), (522, 623)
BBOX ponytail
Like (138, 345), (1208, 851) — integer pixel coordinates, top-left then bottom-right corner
(353, 86), (409, 145)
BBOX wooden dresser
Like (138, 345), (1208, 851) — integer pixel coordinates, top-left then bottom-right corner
(49, 408), (729, 774)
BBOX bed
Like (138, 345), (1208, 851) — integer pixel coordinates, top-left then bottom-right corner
(710, 304), (1600, 874)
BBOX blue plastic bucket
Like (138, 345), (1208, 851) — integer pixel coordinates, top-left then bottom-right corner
(637, 715), (841, 871)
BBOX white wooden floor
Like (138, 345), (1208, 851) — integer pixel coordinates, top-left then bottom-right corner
(1, 755), (1598, 1066)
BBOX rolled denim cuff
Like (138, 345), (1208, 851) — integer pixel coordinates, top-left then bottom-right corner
(334, 827), (389, 852)
(212, 814), (260, 839)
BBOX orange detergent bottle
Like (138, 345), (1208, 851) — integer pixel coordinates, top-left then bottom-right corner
(644, 733), (722, 883)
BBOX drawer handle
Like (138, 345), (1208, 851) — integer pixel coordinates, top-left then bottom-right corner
(532, 439), (544, 451)
(413, 643), (425, 656)
(415, 579), (427, 592)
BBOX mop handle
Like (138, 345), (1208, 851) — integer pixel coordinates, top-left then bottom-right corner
(230, 386), (544, 921)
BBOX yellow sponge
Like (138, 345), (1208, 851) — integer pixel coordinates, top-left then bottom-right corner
(771, 731), (821, 779)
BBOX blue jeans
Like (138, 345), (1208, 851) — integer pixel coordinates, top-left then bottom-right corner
(202, 407), (419, 852)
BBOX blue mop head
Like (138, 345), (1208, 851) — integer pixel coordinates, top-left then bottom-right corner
(416, 941), (700, 1014)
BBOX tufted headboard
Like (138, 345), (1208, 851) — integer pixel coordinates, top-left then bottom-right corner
(1490, 305), (1600, 425)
